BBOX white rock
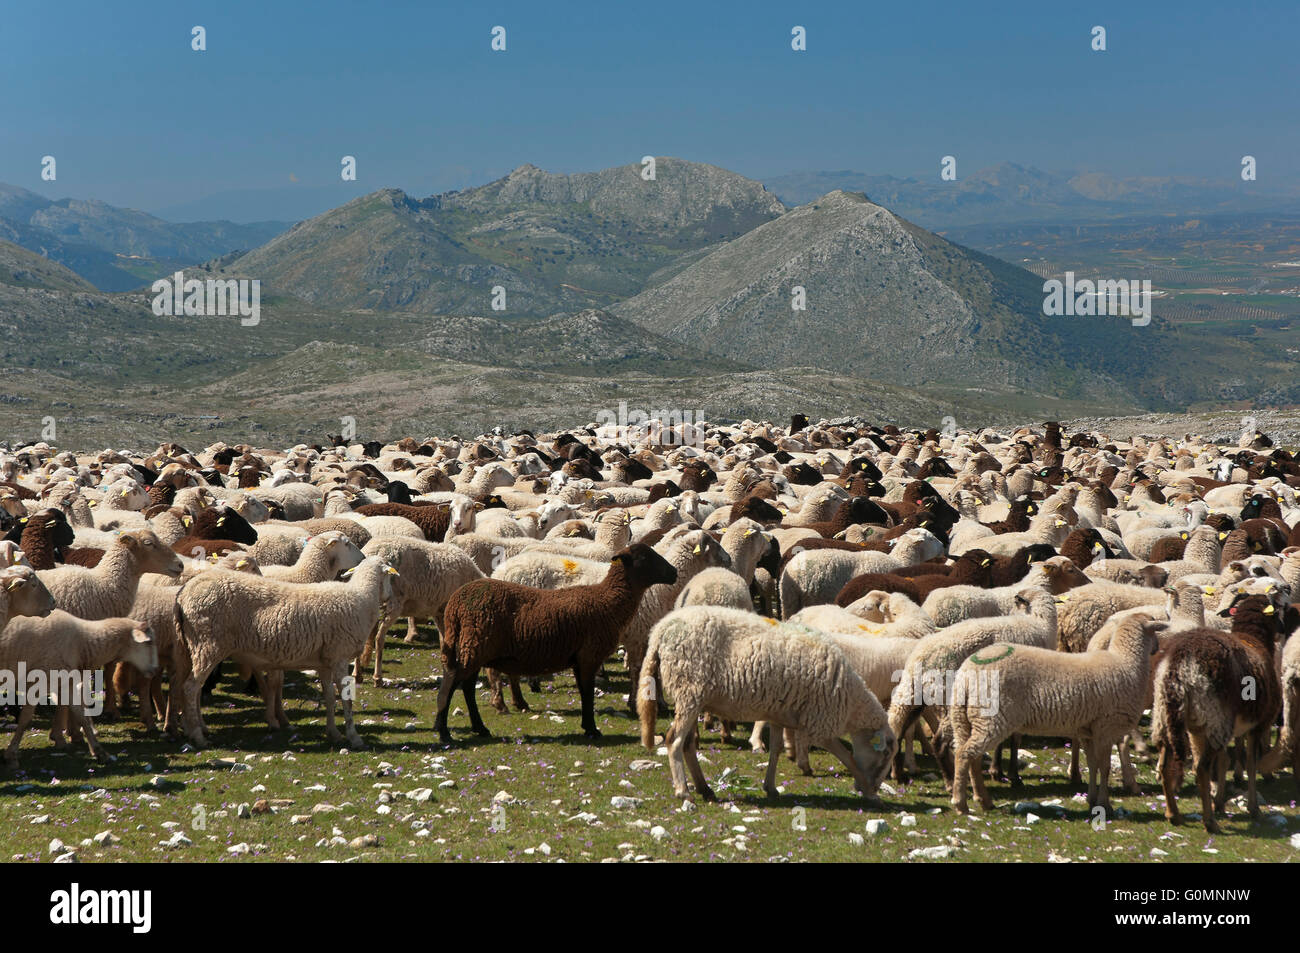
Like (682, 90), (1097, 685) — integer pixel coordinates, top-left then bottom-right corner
(907, 846), (954, 860)
(847, 832), (864, 846)
(865, 819), (889, 835)
(610, 796), (643, 810)
(650, 825), (667, 841)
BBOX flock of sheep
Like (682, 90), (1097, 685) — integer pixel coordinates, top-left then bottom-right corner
(1, 415), (1299, 838)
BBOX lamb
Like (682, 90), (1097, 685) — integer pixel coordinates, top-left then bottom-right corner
(355, 537), (486, 683)
(435, 543), (677, 742)
(887, 590), (1059, 781)
(778, 527), (943, 618)
(636, 606), (897, 800)
(122, 554), (263, 735)
(952, 513), (1071, 557)
(947, 612), (1165, 814)
(38, 531), (184, 621)
(2, 612), (158, 766)
(353, 497), (481, 542)
(921, 556), (1088, 628)
(1152, 592), (1287, 833)
(174, 556), (399, 747)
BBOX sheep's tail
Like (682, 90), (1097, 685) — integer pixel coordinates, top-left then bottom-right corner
(637, 627), (662, 749)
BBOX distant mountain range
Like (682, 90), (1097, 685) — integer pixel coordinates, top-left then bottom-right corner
(764, 163), (1300, 229)
(0, 184), (287, 292)
(1, 157), (1296, 445)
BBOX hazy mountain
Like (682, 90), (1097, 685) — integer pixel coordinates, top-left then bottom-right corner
(0, 238), (95, 292)
(765, 163), (1300, 229)
(0, 184), (289, 291)
(613, 190), (1174, 406)
(222, 159), (786, 316)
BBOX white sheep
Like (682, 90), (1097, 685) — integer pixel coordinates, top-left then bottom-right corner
(637, 606), (897, 801)
(948, 612), (1165, 813)
(778, 528), (943, 618)
(1, 612), (158, 766)
(173, 556), (398, 747)
(355, 537), (486, 683)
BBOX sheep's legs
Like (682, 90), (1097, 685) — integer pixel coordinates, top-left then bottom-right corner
(402, 616), (420, 643)
(3, 703), (38, 766)
(750, 720), (767, 753)
(180, 657), (216, 747)
(463, 674), (490, 737)
(1069, 737), (1082, 787)
(433, 670), (460, 743)
(1118, 733), (1140, 794)
(1190, 733), (1221, 834)
(1212, 748), (1229, 813)
(1245, 730), (1262, 821)
(332, 662), (365, 749)
(667, 712), (692, 798)
(682, 725), (713, 800)
(764, 723), (784, 796)
(574, 662), (600, 738)
(1158, 745), (1181, 825)
(69, 706), (107, 764)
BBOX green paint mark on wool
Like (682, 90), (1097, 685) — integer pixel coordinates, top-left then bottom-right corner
(970, 645), (1013, 665)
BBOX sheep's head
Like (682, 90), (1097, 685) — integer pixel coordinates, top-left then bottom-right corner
(848, 722), (897, 801)
(123, 623), (159, 679)
(0, 566), (55, 618)
(611, 544), (677, 588)
(120, 531), (184, 577)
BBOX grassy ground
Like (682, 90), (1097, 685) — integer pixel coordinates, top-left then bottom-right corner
(2, 627), (1298, 863)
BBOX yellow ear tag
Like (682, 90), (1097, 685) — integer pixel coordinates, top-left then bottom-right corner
(1265, 605), (1276, 615)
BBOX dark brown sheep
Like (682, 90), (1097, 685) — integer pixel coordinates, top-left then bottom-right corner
(353, 501), (468, 542)
(802, 496), (890, 539)
(11, 510), (76, 569)
(1153, 593), (1287, 833)
(1059, 527), (1112, 567)
(834, 549), (994, 608)
(435, 543), (677, 742)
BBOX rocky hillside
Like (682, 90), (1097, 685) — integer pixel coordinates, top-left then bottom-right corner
(223, 159), (786, 316)
(613, 190), (1173, 406)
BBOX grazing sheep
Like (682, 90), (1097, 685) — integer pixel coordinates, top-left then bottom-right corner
(261, 531), (364, 584)
(174, 556), (399, 747)
(637, 606), (896, 800)
(2, 612), (157, 766)
(948, 612), (1165, 813)
(355, 537), (486, 683)
(1152, 593), (1287, 833)
(123, 554), (263, 735)
(435, 544), (677, 742)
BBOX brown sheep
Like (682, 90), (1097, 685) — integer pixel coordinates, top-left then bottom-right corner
(435, 543), (677, 742)
(1153, 592), (1288, 833)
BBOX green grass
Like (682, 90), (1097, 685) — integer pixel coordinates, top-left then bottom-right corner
(3, 630), (1299, 863)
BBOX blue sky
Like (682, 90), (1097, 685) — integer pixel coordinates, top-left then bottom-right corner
(3, 0), (1296, 218)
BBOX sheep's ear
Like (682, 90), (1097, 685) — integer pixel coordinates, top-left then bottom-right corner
(132, 627), (152, 644)
(5, 577), (21, 591)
